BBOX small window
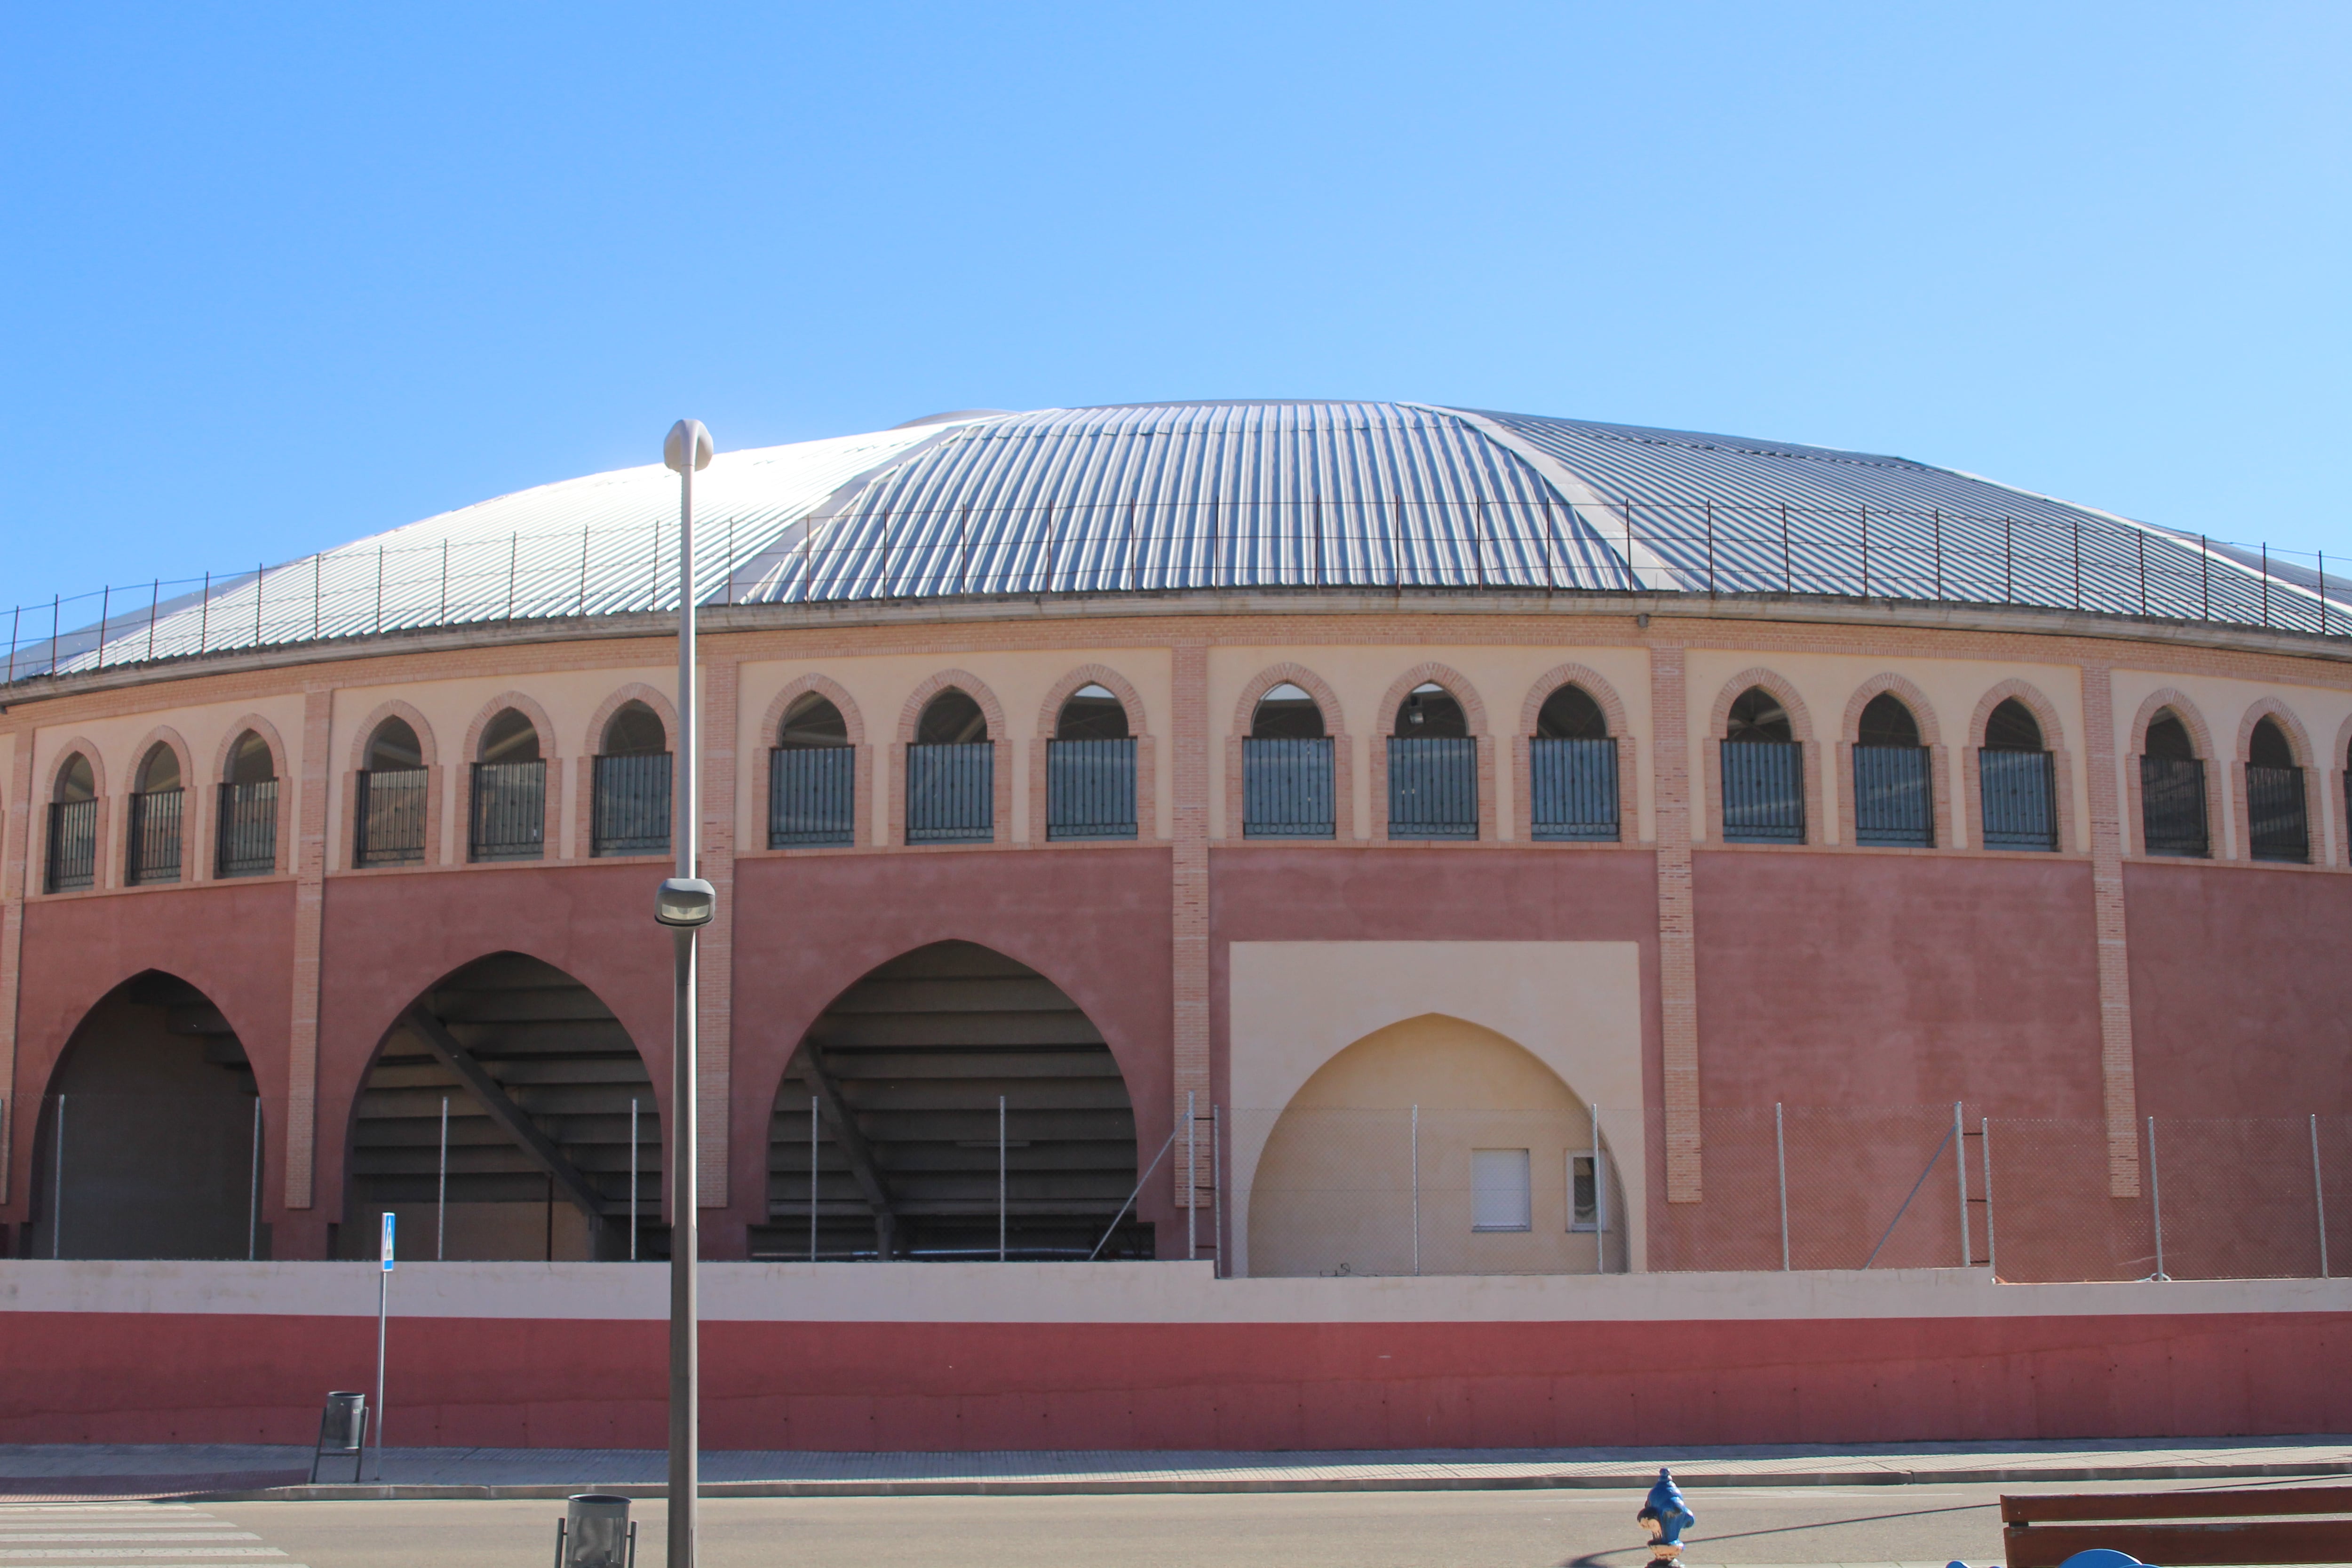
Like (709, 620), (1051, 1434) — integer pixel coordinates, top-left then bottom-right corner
(1570, 1153), (1608, 1232)
(55, 754), (95, 804)
(128, 744), (185, 885)
(916, 689), (988, 745)
(480, 708), (541, 764)
(771, 694), (855, 848)
(135, 744), (181, 795)
(2246, 716), (2308, 863)
(1722, 686), (1804, 844)
(1393, 683), (1467, 739)
(2139, 709), (2207, 858)
(1057, 684), (1130, 741)
(1857, 692), (1921, 748)
(216, 731), (279, 879)
(366, 718), (424, 772)
(47, 754), (98, 892)
(2145, 713), (2194, 762)
(779, 692), (850, 748)
(1983, 699), (2044, 753)
(1979, 699), (2057, 852)
(601, 701), (666, 757)
(225, 731), (274, 785)
(2249, 717), (2294, 770)
(1726, 687), (1794, 744)
(1251, 682), (1324, 740)
(1471, 1149), (1531, 1232)
(1853, 693), (1930, 848)
(1536, 685), (1607, 740)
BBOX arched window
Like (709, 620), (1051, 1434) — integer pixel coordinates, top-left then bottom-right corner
(1388, 683), (1475, 838)
(47, 753), (97, 892)
(357, 718), (428, 867)
(1049, 684), (1137, 840)
(1245, 683), (1333, 837)
(771, 693), (855, 848)
(1852, 693), (1931, 848)
(908, 689), (992, 843)
(2140, 709), (2207, 857)
(593, 701), (671, 859)
(216, 730), (279, 878)
(127, 744), (184, 885)
(2246, 716), (2308, 862)
(1530, 684), (1618, 841)
(471, 708), (546, 862)
(1979, 699), (2057, 851)
(1721, 686), (1803, 843)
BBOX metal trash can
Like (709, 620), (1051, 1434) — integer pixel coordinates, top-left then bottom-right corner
(308, 1391), (368, 1484)
(554, 1494), (636, 1568)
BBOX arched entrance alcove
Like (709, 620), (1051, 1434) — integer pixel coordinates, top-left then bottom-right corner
(1247, 1015), (1625, 1278)
(26, 971), (264, 1260)
(342, 952), (659, 1261)
(759, 940), (1146, 1260)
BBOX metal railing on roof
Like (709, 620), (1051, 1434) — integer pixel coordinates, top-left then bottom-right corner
(5, 498), (2346, 688)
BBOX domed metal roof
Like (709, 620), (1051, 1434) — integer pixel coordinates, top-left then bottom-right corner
(34, 400), (2344, 681)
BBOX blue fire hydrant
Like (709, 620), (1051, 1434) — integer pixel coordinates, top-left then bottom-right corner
(1637, 1467), (1696, 1560)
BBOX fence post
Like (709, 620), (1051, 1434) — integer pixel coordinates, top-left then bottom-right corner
(255, 562), (264, 645)
(439, 540), (449, 623)
(625, 1096), (636, 1263)
(376, 548), (386, 633)
(2003, 517), (2012, 602)
(2201, 535), (2209, 621)
(199, 574), (209, 652)
(1185, 1089), (1197, 1261)
(51, 1094), (65, 1259)
(2315, 1112), (2330, 1280)
(314, 553), (323, 639)
(48, 595), (60, 676)
(96, 585), (109, 669)
(2138, 529), (2147, 616)
(438, 1097), (450, 1261)
(2262, 543), (2269, 626)
(2321, 550), (2329, 636)
(1954, 1100), (1969, 1268)
(147, 580), (160, 661)
(1931, 509), (1942, 599)
(809, 1095), (819, 1262)
(1409, 1103), (1420, 1277)
(2149, 1115), (2167, 1280)
(999, 1094), (1009, 1264)
(1775, 1101), (1790, 1271)
(1859, 504), (1868, 597)
(1780, 502), (1792, 592)
(6, 603), (18, 682)
(1592, 1103), (1605, 1274)
(2072, 517), (2081, 610)
(248, 1096), (262, 1262)
(1212, 1104), (1224, 1279)
(1981, 1116), (1996, 1277)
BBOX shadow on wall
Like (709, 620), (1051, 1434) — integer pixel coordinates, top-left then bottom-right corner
(1246, 1014), (1625, 1279)
(23, 971), (267, 1260)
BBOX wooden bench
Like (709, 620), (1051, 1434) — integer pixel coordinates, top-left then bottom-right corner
(2002, 1484), (2352, 1567)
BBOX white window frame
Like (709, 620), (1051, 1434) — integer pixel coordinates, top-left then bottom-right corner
(1470, 1147), (1532, 1232)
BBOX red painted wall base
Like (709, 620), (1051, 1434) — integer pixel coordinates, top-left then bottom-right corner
(5, 1311), (2345, 1450)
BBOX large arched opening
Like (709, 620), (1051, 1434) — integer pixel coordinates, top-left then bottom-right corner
(760, 941), (1146, 1260)
(1247, 1014), (1624, 1278)
(26, 971), (264, 1259)
(341, 952), (659, 1261)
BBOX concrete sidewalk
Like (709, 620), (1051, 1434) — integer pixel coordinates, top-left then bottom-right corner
(0, 1437), (2346, 1502)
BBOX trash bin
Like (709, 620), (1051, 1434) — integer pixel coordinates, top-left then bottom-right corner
(556, 1494), (636, 1568)
(308, 1391), (367, 1484)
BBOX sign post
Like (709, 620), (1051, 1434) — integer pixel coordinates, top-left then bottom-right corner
(373, 1211), (393, 1481)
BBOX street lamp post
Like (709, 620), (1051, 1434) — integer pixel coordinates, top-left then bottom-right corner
(655, 418), (715, 1568)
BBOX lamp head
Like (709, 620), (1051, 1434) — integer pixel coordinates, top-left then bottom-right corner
(664, 420), (714, 474)
(654, 876), (716, 928)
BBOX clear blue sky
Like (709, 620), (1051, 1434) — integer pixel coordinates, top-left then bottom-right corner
(5, 3), (2346, 610)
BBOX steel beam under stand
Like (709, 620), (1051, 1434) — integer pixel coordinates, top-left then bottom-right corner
(400, 1006), (610, 1224)
(802, 1041), (898, 1256)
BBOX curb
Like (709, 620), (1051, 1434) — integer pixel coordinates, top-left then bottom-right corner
(176, 1459), (2352, 1504)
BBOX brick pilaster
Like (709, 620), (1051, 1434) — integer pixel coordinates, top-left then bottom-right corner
(284, 686), (333, 1209)
(697, 658), (737, 1209)
(1171, 640), (1210, 1205)
(0, 736), (33, 1205)
(1651, 644), (1702, 1202)
(2080, 663), (2141, 1196)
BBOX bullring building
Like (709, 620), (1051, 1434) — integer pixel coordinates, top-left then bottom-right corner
(3, 399), (2347, 1284)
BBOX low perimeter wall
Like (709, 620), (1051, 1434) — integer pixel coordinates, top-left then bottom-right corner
(2, 1262), (2347, 1450)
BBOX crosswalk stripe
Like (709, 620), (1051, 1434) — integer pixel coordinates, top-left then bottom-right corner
(0, 1551), (287, 1560)
(0, 1537), (254, 1545)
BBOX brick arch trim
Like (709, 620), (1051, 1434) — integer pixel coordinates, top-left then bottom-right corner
(2128, 688), (2216, 759)
(47, 737), (109, 802)
(2234, 696), (2315, 766)
(210, 713), (291, 782)
(1840, 673), (1944, 748)
(1232, 662), (1347, 737)
(1967, 679), (2068, 754)
(1707, 667), (1815, 743)
(760, 673), (867, 748)
(346, 699), (440, 772)
(2335, 711), (2352, 773)
(123, 725), (196, 794)
(1518, 663), (1633, 740)
(461, 691), (563, 763)
(583, 682), (682, 756)
(1375, 662), (1489, 739)
(1036, 664), (1149, 739)
(896, 669), (1009, 746)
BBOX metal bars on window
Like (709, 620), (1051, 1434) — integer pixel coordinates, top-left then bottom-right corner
(1531, 737), (1620, 841)
(1386, 737), (1477, 839)
(126, 789), (183, 884)
(770, 748), (856, 847)
(46, 799), (96, 891)
(1852, 746), (1932, 848)
(906, 742), (993, 843)
(469, 760), (547, 862)
(591, 753), (671, 858)
(2247, 764), (2308, 862)
(1721, 743), (1805, 844)
(2140, 756), (2209, 858)
(1046, 739), (1137, 840)
(1243, 737), (1335, 838)
(356, 767), (427, 866)
(1979, 750), (2057, 851)
(215, 780), (278, 877)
